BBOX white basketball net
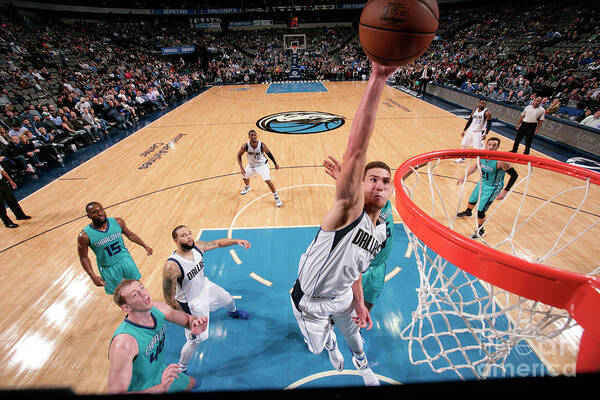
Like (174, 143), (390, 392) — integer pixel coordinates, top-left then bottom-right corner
(399, 156), (599, 380)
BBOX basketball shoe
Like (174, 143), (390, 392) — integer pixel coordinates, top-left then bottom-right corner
(454, 158), (466, 163)
(352, 354), (379, 386)
(471, 227), (485, 239)
(240, 186), (251, 195)
(275, 194), (282, 207)
(324, 331), (344, 371)
(456, 209), (472, 218)
(227, 309), (251, 319)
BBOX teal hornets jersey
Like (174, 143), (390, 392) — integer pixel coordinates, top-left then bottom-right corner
(111, 307), (167, 392)
(480, 159), (505, 188)
(370, 200), (394, 266)
(84, 217), (132, 266)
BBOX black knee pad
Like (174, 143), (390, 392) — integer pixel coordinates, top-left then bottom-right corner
(477, 210), (486, 219)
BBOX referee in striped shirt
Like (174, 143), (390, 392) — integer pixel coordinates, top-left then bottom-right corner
(510, 96), (545, 155)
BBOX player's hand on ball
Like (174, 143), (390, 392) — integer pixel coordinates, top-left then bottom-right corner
(371, 62), (398, 78)
(190, 316), (208, 335)
(160, 364), (181, 392)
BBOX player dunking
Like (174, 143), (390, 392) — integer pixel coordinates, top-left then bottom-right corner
(77, 202), (153, 294)
(456, 137), (519, 238)
(237, 129), (282, 207)
(455, 99), (492, 162)
(291, 62), (397, 386)
(323, 155), (395, 311)
(162, 225), (251, 373)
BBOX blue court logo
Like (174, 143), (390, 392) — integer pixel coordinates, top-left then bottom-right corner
(256, 111), (345, 134)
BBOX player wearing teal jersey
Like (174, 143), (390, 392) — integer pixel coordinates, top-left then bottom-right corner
(323, 156), (395, 311)
(78, 202), (153, 294)
(456, 137), (519, 238)
(107, 279), (208, 394)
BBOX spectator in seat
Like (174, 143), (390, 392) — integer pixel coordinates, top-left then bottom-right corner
(580, 110), (600, 129)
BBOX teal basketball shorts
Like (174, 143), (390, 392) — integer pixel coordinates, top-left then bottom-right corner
(99, 257), (142, 295)
(362, 262), (386, 305)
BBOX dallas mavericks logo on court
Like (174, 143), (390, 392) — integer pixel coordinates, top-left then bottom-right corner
(256, 111), (345, 134)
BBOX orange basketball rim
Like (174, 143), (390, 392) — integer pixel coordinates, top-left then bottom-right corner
(394, 149), (600, 373)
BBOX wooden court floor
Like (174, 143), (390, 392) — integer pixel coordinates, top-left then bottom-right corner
(0, 81), (597, 393)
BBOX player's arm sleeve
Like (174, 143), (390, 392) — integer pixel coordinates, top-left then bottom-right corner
(464, 116), (473, 130)
(485, 118), (492, 135)
(266, 151), (276, 164)
(504, 167), (518, 191)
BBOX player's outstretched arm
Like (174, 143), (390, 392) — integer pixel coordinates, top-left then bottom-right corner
(117, 217), (153, 255)
(154, 301), (208, 334)
(196, 238), (251, 252)
(323, 63), (396, 230)
(77, 231), (105, 287)
(162, 260), (183, 311)
(456, 163), (480, 185)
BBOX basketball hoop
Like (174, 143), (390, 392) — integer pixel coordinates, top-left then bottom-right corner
(291, 45), (298, 55)
(394, 149), (600, 379)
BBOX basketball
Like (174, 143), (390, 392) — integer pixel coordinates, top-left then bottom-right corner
(359, 0), (439, 66)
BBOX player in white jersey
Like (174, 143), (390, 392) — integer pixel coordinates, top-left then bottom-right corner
(162, 225), (251, 373)
(291, 62), (397, 387)
(455, 98), (492, 162)
(236, 129), (282, 207)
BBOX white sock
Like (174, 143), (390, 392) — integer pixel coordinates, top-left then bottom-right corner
(227, 300), (236, 313)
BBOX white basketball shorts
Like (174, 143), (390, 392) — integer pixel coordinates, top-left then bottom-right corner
(461, 129), (485, 149)
(184, 279), (234, 343)
(244, 162), (271, 181)
(291, 289), (360, 354)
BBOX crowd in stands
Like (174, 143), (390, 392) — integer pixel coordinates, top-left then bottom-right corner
(390, 2), (600, 127)
(2, 1), (600, 187)
(0, 10), (205, 184)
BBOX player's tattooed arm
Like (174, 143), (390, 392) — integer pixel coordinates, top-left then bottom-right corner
(195, 240), (219, 252)
(197, 239), (251, 252)
(162, 261), (183, 311)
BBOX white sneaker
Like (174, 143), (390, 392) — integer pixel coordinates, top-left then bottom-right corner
(352, 355), (380, 386)
(275, 197), (282, 207)
(240, 186), (251, 195)
(325, 331), (344, 371)
(454, 158), (466, 163)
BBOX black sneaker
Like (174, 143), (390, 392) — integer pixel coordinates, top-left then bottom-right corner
(471, 227), (485, 239)
(456, 209), (472, 218)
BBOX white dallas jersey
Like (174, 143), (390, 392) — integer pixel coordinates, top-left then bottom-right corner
(297, 211), (387, 299)
(469, 107), (488, 133)
(168, 246), (208, 304)
(246, 141), (267, 167)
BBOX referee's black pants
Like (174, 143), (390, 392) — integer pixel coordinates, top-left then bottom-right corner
(0, 183), (27, 226)
(511, 122), (537, 155)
